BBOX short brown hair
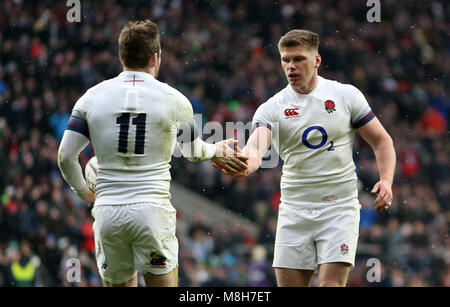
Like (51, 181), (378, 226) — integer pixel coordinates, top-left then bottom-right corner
(278, 29), (319, 52)
(118, 20), (160, 69)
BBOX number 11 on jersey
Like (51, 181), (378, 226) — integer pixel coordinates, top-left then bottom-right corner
(116, 113), (147, 154)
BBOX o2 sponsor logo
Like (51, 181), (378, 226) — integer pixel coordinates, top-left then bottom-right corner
(302, 126), (334, 151)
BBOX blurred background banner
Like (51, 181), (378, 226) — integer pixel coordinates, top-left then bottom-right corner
(0, 0), (448, 287)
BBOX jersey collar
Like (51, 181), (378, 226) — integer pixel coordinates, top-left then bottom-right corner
(287, 75), (323, 97)
(119, 71), (155, 80)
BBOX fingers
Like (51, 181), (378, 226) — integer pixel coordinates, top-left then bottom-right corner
(224, 145), (248, 160)
(214, 158), (242, 173)
(211, 162), (221, 170)
(214, 139), (249, 162)
(224, 138), (238, 145)
(237, 155), (248, 161)
(372, 182), (393, 212)
(212, 162), (234, 175)
(223, 138), (238, 152)
(212, 139), (250, 176)
(81, 189), (95, 203)
(229, 157), (248, 169)
(213, 153), (248, 171)
(375, 201), (392, 212)
(212, 161), (234, 175)
(234, 146), (249, 160)
(375, 200), (385, 211)
(375, 196), (391, 211)
(212, 159), (249, 177)
(225, 160), (243, 172)
(223, 139), (249, 157)
(372, 182), (383, 211)
(373, 192), (390, 211)
(214, 159), (244, 171)
(220, 162), (239, 173)
(374, 190), (386, 207)
(371, 182), (380, 194)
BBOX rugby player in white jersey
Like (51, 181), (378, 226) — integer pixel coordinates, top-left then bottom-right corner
(57, 20), (247, 287)
(214, 30), (396, 286)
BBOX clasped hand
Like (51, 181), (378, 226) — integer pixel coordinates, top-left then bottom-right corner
(211, 139), (249, 176)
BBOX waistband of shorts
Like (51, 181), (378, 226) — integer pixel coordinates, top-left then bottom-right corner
(93, 200), (173, 210)
(94, 197), (171, 206)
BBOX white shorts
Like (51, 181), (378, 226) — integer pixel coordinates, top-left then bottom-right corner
(91, 202), (178, 284)
(273, 202), (361, 270)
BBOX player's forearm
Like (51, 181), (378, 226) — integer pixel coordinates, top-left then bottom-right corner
(58, 151), (89, 195)
(178, 137), (216, 162)
(244, 144), (263, 175)
(372, 135), (396, 185)
(243, 126), (271, 175)
(58, 130), (90, 195)
(247, 157), (262, 175)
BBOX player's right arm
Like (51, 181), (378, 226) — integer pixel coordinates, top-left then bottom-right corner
(244, 125), (272, 174)
(58, 129), (95, 203)
(349, 85), (395, 211)
(57, 94), (95, 203)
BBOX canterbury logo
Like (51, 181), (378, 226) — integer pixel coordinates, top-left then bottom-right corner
(284, 108), (299, 117)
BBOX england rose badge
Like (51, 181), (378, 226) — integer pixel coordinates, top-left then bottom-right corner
(325, 100), (336, 114)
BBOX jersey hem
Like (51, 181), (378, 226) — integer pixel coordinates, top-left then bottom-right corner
(94, 198), (172, 207)
(279, 197), (360, 209)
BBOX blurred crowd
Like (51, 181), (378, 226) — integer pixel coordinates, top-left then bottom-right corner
(0, 0), (449, 286)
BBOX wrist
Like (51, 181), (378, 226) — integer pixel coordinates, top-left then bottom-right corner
(209, 142), (217, 158)
(380, 178), (393, 185)
(74, 185), (89, 197)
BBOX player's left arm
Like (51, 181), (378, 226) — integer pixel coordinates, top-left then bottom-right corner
(357, 117), (396, 212)
(58, 128), (95, 203)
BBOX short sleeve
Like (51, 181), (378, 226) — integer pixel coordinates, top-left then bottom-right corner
(349, 86), (375, 129)
(66, 93), (90, 138)
(252, 102), (275, 132)
(173, 91), (198, 143)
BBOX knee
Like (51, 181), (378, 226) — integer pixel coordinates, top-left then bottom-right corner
(317, 279), (347, 287)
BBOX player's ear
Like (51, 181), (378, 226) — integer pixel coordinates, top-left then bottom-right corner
(314, 54), (321, 69)
(149, 52), (158, 67)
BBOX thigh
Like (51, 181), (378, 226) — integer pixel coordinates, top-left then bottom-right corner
(128, 203), (178, 276)
(273, 204), (317, 270)
(92, 205), (137, 285)
(317, 262), (351, 287)
(275, 268), (314, 287)
(315, 206), (360, 267)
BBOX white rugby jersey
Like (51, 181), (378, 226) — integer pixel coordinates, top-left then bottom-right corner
(252, 76), (374, 206)
(67, 71), (195, 205)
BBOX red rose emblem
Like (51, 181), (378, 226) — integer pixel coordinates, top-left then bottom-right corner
(324, 100), (336, 113)
(325, 100), (335, 109)
(340, 244), (349, 255)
